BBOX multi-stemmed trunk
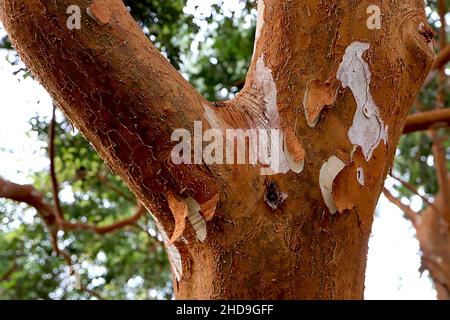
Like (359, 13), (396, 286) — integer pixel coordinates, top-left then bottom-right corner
(0, 0), (433, 299)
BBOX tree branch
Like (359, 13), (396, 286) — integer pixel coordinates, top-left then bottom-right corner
(0, 176), (145, 299)
(429, 130), (450, 221)
(0, 177), (56, 224)
(78, 283), (105, 300)
(390, 174), (441, 214)
(57, 249), (105, 300)
(421, 0), (448, 87)
(0, 176), (146, 235)
(430, 0), (450, 223)
(383, 188), (418, 225)
(0, 0), (221, 231)
(0, 176), (61, 253)
(59, 203), (145, 234)
(49, 103), (64, 225)
(433, 44), (450, 71)
(403, 109), (450, 134)
(0, 260), (19, 281)
(96, 172), (135, 202)
(0, 177), (111, 299)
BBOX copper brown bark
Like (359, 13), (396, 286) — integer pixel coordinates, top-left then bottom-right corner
(0, 0), (433, 299)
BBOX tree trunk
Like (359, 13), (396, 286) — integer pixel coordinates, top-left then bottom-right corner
(0, 0), (434, 299)
(415, 179), (450, 300)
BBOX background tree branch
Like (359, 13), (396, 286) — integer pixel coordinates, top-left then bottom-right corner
(403, 109), (450, 134)
(383, 188), (419, 226)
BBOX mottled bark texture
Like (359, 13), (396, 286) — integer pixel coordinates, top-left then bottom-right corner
(416, 187), (450, 300)
(0, 0), (434, 299)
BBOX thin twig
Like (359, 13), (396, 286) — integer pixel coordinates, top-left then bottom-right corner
(0, 261), (18, 281)
(49, 103), (64, 226)
(60, 203), (146, 234)
(96, 172), (135, 202)
(433, 0), (450, 215)
(58, 248), (105, 300)
(390, 174), (441, 214)
(429, 130), (450, 220)
(383, 188), (418, 226)
(0, 176), (147, 235)
(403, 109), (450, 134)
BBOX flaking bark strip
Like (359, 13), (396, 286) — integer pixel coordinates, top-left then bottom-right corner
(303, 79), (337, 128)
(165, 191), (188, 245)
(148, 211), (183, 282)
(87, 0), (111, 25)
(319, 156), (346, 214)
(186, 197), (207, 242)
(200, 193), (219, 221)
(284, 127), (306, 174)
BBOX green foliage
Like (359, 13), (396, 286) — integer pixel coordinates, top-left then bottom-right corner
(1, 114), (172, 299)
(0, 211), (62, 299)
(186, 1), (255, 100)
(124, 0), (198, 70)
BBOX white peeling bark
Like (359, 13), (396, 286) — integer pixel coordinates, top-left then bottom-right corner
(337, 41), (389, 161)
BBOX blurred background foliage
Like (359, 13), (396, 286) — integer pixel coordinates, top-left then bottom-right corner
(0, 0), (448, 299)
